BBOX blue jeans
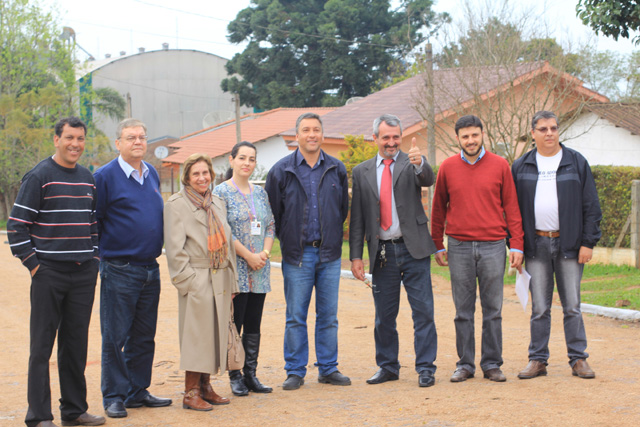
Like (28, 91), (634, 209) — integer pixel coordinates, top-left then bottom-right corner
(371, 240), (437, 375)
(282, 247), (341, 378)
(447, 237), (506, 373)
(525, 236), (588, 365)
(100, 260), (160, 407)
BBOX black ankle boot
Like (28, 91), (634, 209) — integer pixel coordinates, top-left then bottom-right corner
(229, 369), (249, 396)
(243, 333), (273, 393)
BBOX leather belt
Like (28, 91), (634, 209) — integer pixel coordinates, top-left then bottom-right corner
(380, 237), (404, 244)
(535, 230), (560, 238)
(306, 240), (322, 247)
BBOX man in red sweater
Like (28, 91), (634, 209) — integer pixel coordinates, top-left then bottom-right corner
(431, 115), (524, 383)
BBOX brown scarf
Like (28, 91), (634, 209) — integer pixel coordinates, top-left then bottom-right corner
(184, 185), (228, 268)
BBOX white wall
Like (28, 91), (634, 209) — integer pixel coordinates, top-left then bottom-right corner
(562, 112), (640, 167)
(210, 136), (292, 182)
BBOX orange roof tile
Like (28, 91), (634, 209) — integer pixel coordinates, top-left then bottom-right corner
(164, 107), (336, 164)
(585, 103), (640, 136)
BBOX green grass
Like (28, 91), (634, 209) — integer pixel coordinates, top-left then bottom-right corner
(270, 240), (640, 311)
(0, 219), (6, 230)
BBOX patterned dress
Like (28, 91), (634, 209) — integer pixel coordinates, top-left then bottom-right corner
(213, 181), (275, 293)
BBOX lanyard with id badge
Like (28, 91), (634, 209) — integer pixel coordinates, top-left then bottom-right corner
(232, 178), (262, 236)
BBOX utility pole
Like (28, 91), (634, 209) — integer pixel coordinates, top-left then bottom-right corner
(234, 93), (242, 143)
(425, 42), (436, 213)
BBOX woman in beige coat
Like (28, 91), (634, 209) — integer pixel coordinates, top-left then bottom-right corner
(164, 153), (239, 411)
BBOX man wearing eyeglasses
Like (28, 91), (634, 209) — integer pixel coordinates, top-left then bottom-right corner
(512, 110), (602, 380)
(95, 119), (172, 418)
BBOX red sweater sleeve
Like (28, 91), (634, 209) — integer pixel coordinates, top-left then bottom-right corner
(501, 161), (524, 251)
(430, 162), (449, 251)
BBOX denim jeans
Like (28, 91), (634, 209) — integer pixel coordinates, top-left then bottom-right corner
(100, 260), (160, 407)
(282, 247), (341, 378)
(371, 241), (437, 376)
(525, 236), (588, 365)
(26, 262), (98, 427)
(447, 237), (506, 373)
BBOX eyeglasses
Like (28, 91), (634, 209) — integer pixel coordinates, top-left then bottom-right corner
(122, 135), (148, 143)
(534, 126), (558, 133)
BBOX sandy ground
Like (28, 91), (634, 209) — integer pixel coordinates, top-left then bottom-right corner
(1, 241), (639, 427)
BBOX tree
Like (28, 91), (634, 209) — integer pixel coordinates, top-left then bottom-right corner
(577, 0), (640, 45)
(0, 0), (80, 219)
(574, 49), (640, 101)
(412, 0), (604, 165)
(222, 0), (436, 110)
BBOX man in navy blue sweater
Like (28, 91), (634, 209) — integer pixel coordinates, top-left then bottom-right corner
(8, 117), (105, 427)
(94, 119), (171, 418)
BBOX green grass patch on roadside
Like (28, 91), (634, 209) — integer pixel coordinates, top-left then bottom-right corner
(0, 219), (6, 230)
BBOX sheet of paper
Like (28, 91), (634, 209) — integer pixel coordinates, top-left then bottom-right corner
(515, 268), (532, 311)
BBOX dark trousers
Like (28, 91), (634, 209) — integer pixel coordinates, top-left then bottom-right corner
(371, 241), (438, 376)
(100, 260), (160, 408)
(26, 262), (98, 427)
(233, 292), (266, 334)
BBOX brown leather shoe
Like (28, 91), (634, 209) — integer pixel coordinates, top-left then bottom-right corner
(483, 368), (506, 382)
(450, 368), (474, 383)
(200, 374), (230, 405)
(61, 412), (105, 426)
(183, 371), (213, 411)
(518, 360), (547, 379)
(572, 359), (595, 379)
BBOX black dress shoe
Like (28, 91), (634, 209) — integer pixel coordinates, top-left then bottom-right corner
(282, 374), (305, 390)
(418, 372), (436, 387)
(318, 370), (351, 386)
(125, 394), (172, 408)
(105, 401), (127, 418)
(366, 368), (399, 384)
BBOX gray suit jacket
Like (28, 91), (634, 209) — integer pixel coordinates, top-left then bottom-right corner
(349, 151), (437, 273)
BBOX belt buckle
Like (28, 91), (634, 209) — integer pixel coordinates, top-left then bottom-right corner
(546, 231), (554, 238)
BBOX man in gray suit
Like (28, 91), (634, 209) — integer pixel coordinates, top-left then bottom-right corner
(349, 114), (438, 387)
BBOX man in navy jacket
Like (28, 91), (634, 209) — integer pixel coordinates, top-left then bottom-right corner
(265, 113), (350, 391)
(512, 110), (601, 380)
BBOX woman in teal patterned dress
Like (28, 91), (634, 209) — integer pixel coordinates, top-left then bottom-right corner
(212, 141), (275, 397)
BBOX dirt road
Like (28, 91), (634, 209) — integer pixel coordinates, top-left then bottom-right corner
(1, 241), (638, 426)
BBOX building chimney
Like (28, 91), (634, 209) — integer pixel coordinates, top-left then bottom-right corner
(119, 51), (126, 56)
(138, 47), (145, 53)
(105, 53), (111, 58)
(162, 43), (169, 50)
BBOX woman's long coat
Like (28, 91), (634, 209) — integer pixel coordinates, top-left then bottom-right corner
(164, 188), (238, 375)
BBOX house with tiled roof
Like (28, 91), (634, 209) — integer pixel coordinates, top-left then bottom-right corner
(280, 61), (608, 165)
(162, 107), (336, 188)
(563, 103), (640, 166)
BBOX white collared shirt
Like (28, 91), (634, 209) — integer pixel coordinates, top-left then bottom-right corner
(117, 155), (149, 185)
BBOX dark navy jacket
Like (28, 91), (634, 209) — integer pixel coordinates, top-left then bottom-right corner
(511, 144), (602, 259)
(265, 149), (349, 265)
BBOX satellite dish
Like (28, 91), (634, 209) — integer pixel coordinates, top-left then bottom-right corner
(345, 97), (364, 105)
(154, 146), (169, 159)
(202, 110), (235, 128)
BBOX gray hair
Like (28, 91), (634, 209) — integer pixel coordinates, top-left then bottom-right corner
(116, 118), (147, 139)
(295, 113), (323, 134)
(531, 111), (558, 130)
(373, 114), (403, 137)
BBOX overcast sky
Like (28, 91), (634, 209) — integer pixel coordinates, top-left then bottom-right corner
(43, 0), (638, 62)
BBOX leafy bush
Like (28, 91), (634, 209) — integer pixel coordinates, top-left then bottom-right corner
(591, 165), (640, 248)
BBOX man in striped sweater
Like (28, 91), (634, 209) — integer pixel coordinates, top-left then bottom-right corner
(8, 117), (105, 427)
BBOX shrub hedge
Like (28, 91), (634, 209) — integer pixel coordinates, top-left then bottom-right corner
(592, 166), (640, 248)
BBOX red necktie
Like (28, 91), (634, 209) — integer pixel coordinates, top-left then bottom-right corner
(380, 159), (393, 230)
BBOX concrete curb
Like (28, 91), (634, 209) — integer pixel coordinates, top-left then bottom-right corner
(581, 303), (640, 321)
